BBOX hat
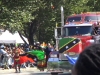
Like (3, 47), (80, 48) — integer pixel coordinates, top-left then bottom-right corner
(1, 45), (5, 49)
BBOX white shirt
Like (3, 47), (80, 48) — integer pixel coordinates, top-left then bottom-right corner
(0, 49), (7, 54)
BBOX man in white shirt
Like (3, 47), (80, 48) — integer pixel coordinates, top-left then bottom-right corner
(0, 45), (9, 69)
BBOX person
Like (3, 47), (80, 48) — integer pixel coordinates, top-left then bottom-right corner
(0, 45), (9, 70)
(93, 25), (100, 44)
(72, 44), (100, 75)
(26, 49), (46, 71)
(35, 42), (42, 50)
(96, 22), (100, 34)
(44, 43), (54, 62)
(13, 47), (34, 73)
(8, 51), (13, 69)
(93, 22), (100, 35)
(24, 44), (30, 52)
(13, 48), (21, 73)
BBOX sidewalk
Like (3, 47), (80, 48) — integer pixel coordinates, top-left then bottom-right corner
(0, 67), (41, 74)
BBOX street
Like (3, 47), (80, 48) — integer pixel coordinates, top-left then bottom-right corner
(0, 68), (71, 75)
(0, 67), (41, 75)
(0, 72), (51, 75)
(0, 72), (71, 75)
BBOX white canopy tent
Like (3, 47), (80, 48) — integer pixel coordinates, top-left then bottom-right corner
(13, 32), (29, 44)
(0, 30), (16, 43)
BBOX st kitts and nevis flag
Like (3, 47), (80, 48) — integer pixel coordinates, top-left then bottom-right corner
(25, 50), (47, 67)
(26, 50), (45, 61)
(20, 50), (45, 63)
(59, 37), (82, 54)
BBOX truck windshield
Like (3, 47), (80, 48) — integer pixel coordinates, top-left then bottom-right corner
(85, 16), (100, 21)
(64, 26), (92, 36)
(67, 16), (81, 22)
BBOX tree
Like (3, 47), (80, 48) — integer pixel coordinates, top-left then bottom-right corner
(86, 0), (100, 11)
(36, 0), (90, 42)
(0, 0), (96, 44)
(0, 0), (43, 44)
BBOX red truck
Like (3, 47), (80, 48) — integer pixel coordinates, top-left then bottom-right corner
(58, 23), (99, 56)
(66, 12), (100, 25)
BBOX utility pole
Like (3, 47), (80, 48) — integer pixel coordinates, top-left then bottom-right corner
(54, 6), (64, 51)
(61, 6), (64, 37)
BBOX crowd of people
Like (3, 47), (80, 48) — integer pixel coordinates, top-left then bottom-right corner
(0, 42), (55, 72)
(0, 41), (100, 74)
(0, 44), (28, 70)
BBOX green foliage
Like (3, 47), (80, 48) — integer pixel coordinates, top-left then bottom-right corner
(0, 0), (36, 31)
(0, 0), (99, 43)
(37, 0), (90, 42)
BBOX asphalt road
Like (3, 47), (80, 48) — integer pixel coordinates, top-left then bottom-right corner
(0, 73), (71, 75)
(0, 68), (71, 75)
(0, 72), (71, 75)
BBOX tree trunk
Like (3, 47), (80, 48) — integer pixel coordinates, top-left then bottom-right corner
(18, 31), (28, 44)
(23, 18), (39, 45)
(28, 23), (34, 45)
(24, 29), (28, 39)
(28, 19), (38, 45)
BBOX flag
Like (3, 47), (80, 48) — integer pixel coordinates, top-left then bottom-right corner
(59, 38), (82, 54)
(27, 50), (45, 60)
(64, 54), (78, 65)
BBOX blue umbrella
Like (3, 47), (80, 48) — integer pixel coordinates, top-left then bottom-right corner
(64, 54), (78, 65)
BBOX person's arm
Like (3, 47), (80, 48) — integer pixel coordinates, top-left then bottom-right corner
(94, 28), (98, 35)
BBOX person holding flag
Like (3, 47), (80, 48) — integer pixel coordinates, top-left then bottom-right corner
(25, 49), (47, 71)
(16, 42), (49, 71)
